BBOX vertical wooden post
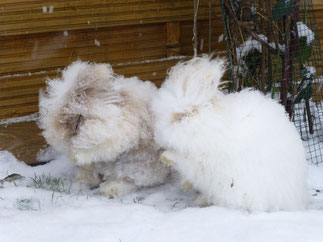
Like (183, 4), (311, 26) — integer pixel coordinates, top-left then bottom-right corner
(166, 22), (181, 57)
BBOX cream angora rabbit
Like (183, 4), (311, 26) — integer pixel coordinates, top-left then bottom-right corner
(152, 57), (308, 212)
(39, 61), (170, 197)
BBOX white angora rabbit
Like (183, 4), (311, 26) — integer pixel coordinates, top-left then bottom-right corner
(152, 56), (308, 212)
(39, 61), (170, 197)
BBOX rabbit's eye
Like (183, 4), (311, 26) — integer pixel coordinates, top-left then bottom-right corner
(74, 114), (83, 133)
(69, 114), (83, 136)
(58, 114), (84, 136)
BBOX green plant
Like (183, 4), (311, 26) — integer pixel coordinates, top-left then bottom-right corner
(30, 174), (71, 194)
(16, 198), (40, 211)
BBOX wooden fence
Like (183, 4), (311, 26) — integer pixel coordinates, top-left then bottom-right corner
(0, 0), (322, 119)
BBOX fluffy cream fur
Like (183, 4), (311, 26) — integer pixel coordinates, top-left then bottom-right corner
(152, 56), (309, 212)
(39, 61), (169, 196)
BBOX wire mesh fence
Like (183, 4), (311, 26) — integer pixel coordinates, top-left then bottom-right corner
(220, 0), (323, 164)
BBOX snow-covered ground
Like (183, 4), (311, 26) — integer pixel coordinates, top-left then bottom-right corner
(1, 147), (323, 242)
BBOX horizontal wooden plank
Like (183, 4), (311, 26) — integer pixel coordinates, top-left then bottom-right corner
(115, 60), (178, 75)
(0, 102), (39, 118)
(0, 23), (165, 46)
(0, 76), (49, 90)
(0, 57), (179, 90)
(0, 24), (165, 50)
(0, 11), (192, 35)
(0, 1), (195, 21)
(0, 121), (47, 164)
(0, 48), (166, 74)
(0, 22), (170, 78)
(0, 0), (212, 35)
(0, 58), (178, 90)
(0, 38), (165, 65)
(0, 0), (162, 5)
(0, 95), (39, 108)
(0, 55), (181, 118)
(0, 72), (58, 91)
(0, 86), (41, 99)
(0, 0), (214, 10)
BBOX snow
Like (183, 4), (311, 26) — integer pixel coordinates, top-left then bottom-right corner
(114, 56), (186, 67)
(251, 4), (256, 15)
(236, 35), (286, 61)
(0, 113), (38, 126)
(305, 65), (316, 78)
(1, 147), (323, 241)
(236, 37), (262, 59)
(42, 5), (54, 14)
(94, 39), (101, 47)
(297, 22), (315, 44)
(0, 69), (61, 81)
(42, 6), (47, 13)
(49, 5), (54, 14)
(218, 34), (224, 43)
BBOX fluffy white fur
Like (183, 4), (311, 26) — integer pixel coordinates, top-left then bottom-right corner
(152, 56), (308, 212)
(39, 61), (169, 196)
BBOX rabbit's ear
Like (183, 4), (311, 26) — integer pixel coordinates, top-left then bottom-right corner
(92, 63), (114, 80)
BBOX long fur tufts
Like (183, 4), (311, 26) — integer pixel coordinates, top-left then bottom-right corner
(152, 56), (308, 212)
(39, 61), (170, 195)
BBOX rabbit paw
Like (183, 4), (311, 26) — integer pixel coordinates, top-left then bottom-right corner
(194, 194), (211, 207)
(182, 181), (193, 191)
(99, 179), (137, 198)
(160, 150), (176, 167)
